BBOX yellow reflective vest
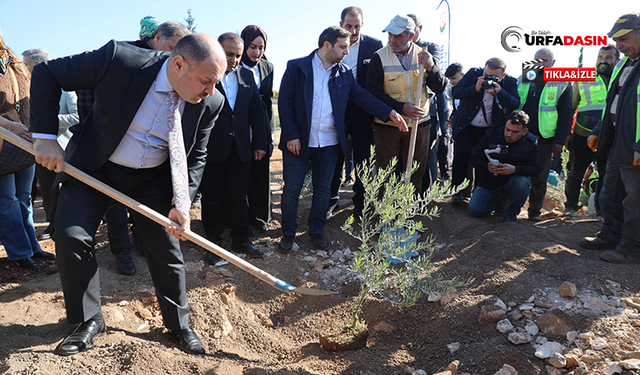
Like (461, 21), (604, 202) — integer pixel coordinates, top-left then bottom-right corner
(518, 79), (569, 139)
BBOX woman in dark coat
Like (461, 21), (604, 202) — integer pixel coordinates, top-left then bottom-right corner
(240, 25), (274, 232)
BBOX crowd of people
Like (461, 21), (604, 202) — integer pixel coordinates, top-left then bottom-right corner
(0, 6), (638, 358)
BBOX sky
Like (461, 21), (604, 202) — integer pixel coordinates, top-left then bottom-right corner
(0, 0), (637, 90)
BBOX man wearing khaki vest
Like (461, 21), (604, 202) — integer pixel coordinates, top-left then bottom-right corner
(366, 15), (447, 193)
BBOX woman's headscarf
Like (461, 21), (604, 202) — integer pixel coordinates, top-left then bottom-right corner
(240, 25), (267, 68)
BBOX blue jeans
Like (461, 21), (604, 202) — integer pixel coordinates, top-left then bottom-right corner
(281, 145), (339, 236)
(468, 175), (531, 218)
(0, 164), (42, 261)
(598, 164), (640, 254)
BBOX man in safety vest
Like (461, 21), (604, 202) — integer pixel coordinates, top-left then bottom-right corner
(518, 48), (573, 221)
(366, 15), (447, 193)
(580, 13), (640, 263)
(563, 45), (619, 217)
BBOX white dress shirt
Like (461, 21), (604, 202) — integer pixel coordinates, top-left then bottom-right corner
(221, 68), (239, 111)
(342, 37), (360, 80)
(241, 62), (262, 89)
(470, 90), (494, 128)
(308, 52), (339, 148)
(109, 59), (185, 168)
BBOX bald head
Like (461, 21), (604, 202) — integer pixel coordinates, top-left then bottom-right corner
(167, 33), (226, 104)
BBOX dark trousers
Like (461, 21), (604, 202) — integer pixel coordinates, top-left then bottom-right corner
(36, 164), (59, 223)
(528, 143), (553, 216)
(564, 134), (595, 210)
(37, 164), (132, 257)
(247, 151), (272, 225)
(422, 118), (439, 192)
(598, 164), (640, 254)
(200, 140), (251, 243)
(437, 135), (449, 178)
(452, 125), (490, 188)
(343, 103), (375, 213)
(374, 123), (430, 193)
(55, 161), (189, 330)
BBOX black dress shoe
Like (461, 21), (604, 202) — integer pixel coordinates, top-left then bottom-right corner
(37, 223), (55, 241)
(12, 258), (38, 270)
(32, 251), (56, 260)
(170, 327), (205, 354)
(58, 320), (107, 356)
(116, 256), (137, 276)
(231, 241), (263, 258)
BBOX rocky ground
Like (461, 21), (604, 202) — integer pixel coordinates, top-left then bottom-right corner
(1, 146), (640, 375)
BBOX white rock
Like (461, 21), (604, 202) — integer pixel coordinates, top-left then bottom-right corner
(621, 359), (640, 370)
(528, 295), (535, 303)
(508, 331), (534, 345)
(416, 370), (427, 375)
(525, 321), (539, 336)
(302, 256), (317, 262)
(316, 251), (329, 258)
(548, 352), (567, 368)
(343, 248), (352, 257)
(591, 336), (608, 350)
(534, 342), (563, 359)
(495, 299), (508, 311)
(603, 363), (622, 375)
(566, 331), (579, 342)
(495, 364), (518, 375)
(519, 303), (534, 310)
(535, 336), (547, 346)
(291, 242), (300, 252)
(497, 319), (514, 333)
(447, 342), (460, 354)
(331, 250), (344, 260)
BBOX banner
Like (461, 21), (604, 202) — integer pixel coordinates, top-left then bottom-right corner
(436, 0), (450, 73)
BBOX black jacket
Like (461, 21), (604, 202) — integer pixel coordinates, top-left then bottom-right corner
(29, 40), (225, 199)
(471, 125), (541, 190)
(451, 68), (520, 139)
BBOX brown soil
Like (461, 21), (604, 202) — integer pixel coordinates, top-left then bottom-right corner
(1, 143), (639, 375)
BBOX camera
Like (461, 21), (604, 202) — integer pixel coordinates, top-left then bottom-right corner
(481, 74), (501, 90)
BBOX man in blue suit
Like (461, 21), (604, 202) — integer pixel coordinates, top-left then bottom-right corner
(277, 26), (406, 253)
(328, 6), (384, 216)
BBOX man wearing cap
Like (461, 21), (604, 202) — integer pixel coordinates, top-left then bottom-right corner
(367, 15), (447, 193)
(580, 13), (640, 263)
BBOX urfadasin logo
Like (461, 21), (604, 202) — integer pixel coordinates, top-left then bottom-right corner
(501, 27), (608, 52)
(501, 26), (524, 52)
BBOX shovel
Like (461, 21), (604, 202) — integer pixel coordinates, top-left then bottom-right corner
(0, 126), (336, 296)
(404, 47), (427, 187)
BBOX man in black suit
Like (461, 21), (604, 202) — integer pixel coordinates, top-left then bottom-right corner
(200, 33), (267, 265)
(328, 6), (384, 217)
(30, 34), (226, 356)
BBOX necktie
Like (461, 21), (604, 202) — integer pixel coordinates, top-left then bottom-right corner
(167, 91), (190, 216)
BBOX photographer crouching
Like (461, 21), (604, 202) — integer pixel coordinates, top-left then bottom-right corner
(468, 111), (541, 223)
(450, 58), (520, 204)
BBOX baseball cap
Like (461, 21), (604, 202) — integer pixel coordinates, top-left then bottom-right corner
(382, 15), (415, 35)
(608, 13), (640, 38)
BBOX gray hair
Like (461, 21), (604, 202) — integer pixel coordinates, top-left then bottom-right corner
(22, 48), (51, 63)
(407, 13), (422, 27)
(151, 21), (190, 41)
(535, 47), (554, 62)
